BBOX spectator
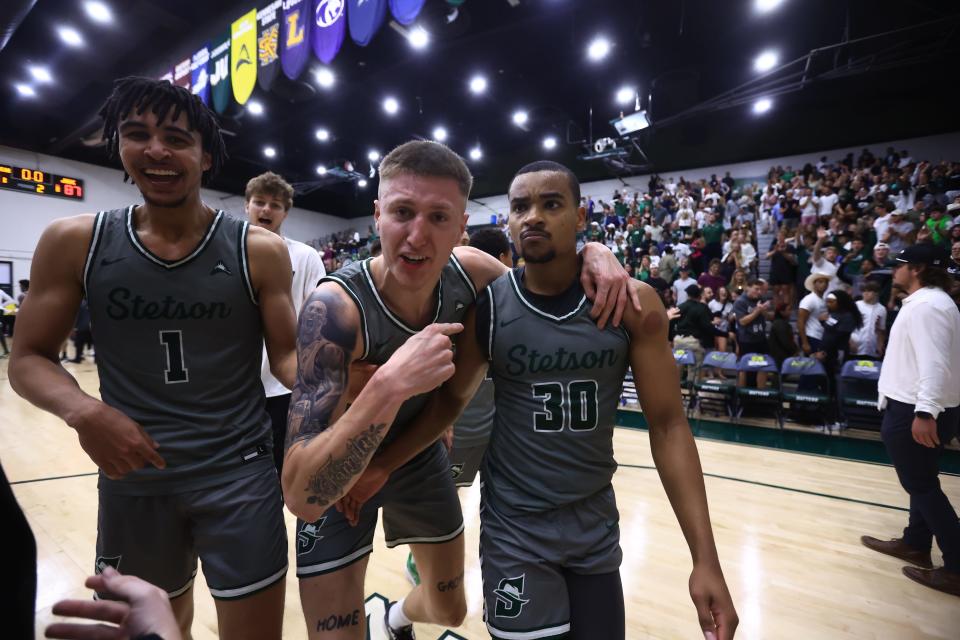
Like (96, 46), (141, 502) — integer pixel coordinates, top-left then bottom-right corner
(883, 209), (915, 254)
(799, 272), (830, 355)
(70, 299), (93, 363)
(673, 266), (698, 305)
(815, 290), (863, 425)
(926, 203), (952, 247)
(673, 285), (715, 376)
(767, 232), (798, 308)
(697, 259), (728, 297)
(733, 278), (772, 387)
(811, 228), (841, 293)
(659, 245), (679, 283)
(850, 281), (887, 359)
(768, 303), (799, 367)
(701, 212), (725, 262)
(949, 240), (960, 279)
(727, 268), (749, 299)
(709, 285), (736, 352)
(645, 265), (670, 294)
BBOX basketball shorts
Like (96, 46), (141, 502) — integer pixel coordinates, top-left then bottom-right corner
(295, 441), (463, 579)
(448, 441), (488, 487)
(480, 484), (622, 639)
(95, 466), (287, 600)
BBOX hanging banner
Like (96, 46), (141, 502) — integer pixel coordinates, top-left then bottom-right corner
(191, 45), (210, 105)
(257, 1), (282, 91)
(210, 30), (232, 114)
(389, 0), (425, 26)
(348, 0), (387, 47)
(281, 0), (312, 79)
(231, 9), (257, 105)
(158, 69), (174, 84)
(174, 57), (192, 89)
(311, 0), (346, 63)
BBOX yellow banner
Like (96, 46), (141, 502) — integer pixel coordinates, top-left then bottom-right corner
(231, 8), (257, 105)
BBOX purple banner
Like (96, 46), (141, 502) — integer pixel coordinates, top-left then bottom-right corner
(389, 0), (425, 26)
(258, 1), (282, 91)
(281, 0), (312, 80)
(190, 45), (210, 105)
(174, 57), (192, 89)
(348, 0), (386, 47)
(311, 0), (346, 63)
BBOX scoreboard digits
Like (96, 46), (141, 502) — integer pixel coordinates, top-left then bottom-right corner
(0, 164), (85, 200)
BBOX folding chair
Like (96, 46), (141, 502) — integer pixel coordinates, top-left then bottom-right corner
(693, 351), (739, 418)
(673, 347), (698, 415)
(735, 353), (781, 425)
(780, 356), (831, 427)
(840, 359), (883, 430)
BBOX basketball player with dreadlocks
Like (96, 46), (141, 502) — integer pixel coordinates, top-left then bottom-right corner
(9, 77), (297, 640)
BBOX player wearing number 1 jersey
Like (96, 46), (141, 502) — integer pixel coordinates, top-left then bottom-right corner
(9, 77), (297, 640)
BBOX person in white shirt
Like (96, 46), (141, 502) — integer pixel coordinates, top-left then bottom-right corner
(862, 242), (960, 597)
(245, 172), (326, 474)
(850, 281), (887, 358)
(799, 188), (819, 226)
(810, 228), (841, 293)
(881, 209), (915, 255)
(818, 186), (839, 219)
(673, 266), (698, 306)
(798, 273), (829, 355)
(676, 208), (695, 235)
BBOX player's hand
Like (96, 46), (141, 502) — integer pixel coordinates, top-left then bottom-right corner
(580, 242), (641, 329)
(380, 323), (462, 399)
(69, 399), (165, 480)
(689, 562), (738, 640)
(336, 464), (389, 527)
(912, 415), (940, 448)
(441, 426), (454, 453)
(45, 567), (181, 640)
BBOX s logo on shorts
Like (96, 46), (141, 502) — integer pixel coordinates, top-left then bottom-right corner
(450, 464), (464, 479)
(296, 517), (327, 556)
(493, 574), (531, 618)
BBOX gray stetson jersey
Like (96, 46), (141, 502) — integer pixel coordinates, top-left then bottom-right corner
(453, 377), (494, 447)
(84, 206), (271, 495)
(478, 268), (629, 515)
(320, 255), (477, 448)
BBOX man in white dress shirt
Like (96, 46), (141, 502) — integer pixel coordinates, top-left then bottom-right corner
(245, 172), (326, 474)
(861, 242), (960, 597)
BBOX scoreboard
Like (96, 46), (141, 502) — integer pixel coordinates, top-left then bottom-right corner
(0, 163), (85, 200)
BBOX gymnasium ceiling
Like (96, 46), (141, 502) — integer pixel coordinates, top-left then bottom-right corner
(1, 0), (958, 217)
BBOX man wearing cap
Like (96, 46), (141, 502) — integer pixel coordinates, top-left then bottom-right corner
(798, 272), (830, 356)
(673, 284), (714, 378)
(862, 242), (960, 597)
(811, 228), (841, 293)
(881, 210), (915, 255)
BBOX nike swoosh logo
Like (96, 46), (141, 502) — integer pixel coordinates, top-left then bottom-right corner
(500, 316), (522, 328)
(100, 257), (126, 266)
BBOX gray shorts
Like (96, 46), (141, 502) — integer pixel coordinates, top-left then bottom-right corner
(480, 484), (622, 639)
(96, 466), (287, 600)
(295, 441), (463, 579)
(448, 441), (487, 487)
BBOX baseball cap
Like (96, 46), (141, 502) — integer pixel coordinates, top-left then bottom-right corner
(894, 242), (948, 267)
(874, 242), (890, 250)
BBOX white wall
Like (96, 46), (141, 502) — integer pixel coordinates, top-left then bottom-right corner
(0, 145), (366, 296)
(464, 131), (960, 226)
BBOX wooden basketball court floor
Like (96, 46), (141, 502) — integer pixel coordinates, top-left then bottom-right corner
(3, 358), (959, 639)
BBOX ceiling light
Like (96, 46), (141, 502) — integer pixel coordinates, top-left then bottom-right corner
(469, 75), (487, 95)
(755, 0), (785, 13)
(383, 96), (399, 114)
(408, 26), (429, 50)
(754, 50), (778, 73)
(368, 150), (380, 162)
(542, 136), (557, 150)
(263, 146), (277, 158)
(15, 83), (36, 98)
(57, 26), (84, 47)
(315, 128), (330, 141)
(753, 97), (773, 114)
(314, 68), (335, 89)
(587, 36), (611, 62)
(469, 146), (482, 161)
(512, 110), (528, 126)
(432, 126), (448, 142)
(615, 86), (634, 105)
(358, 179), (368, 188)
(316, 165), (327, 175)
(83, 1), (113, 24)
(28, 66), (53, 83)
(247, 100), (264, 116)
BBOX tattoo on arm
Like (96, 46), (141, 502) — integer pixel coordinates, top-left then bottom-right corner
(305, 422), (386, 506)
(286, 288), (355, 450)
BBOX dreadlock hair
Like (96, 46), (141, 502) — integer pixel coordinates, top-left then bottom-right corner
(99, 76), (227, 184)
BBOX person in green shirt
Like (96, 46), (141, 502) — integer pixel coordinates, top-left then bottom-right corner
(701, 213), (725, 262)
(926, 203), (953, 247)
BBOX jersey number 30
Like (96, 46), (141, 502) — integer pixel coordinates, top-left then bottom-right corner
(159, 330), (189, 384)
(531, 381), (598, 432)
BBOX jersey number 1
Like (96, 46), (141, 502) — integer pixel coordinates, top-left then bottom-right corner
(159, 330), (189, 384)
(532, 381), (598, 432)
